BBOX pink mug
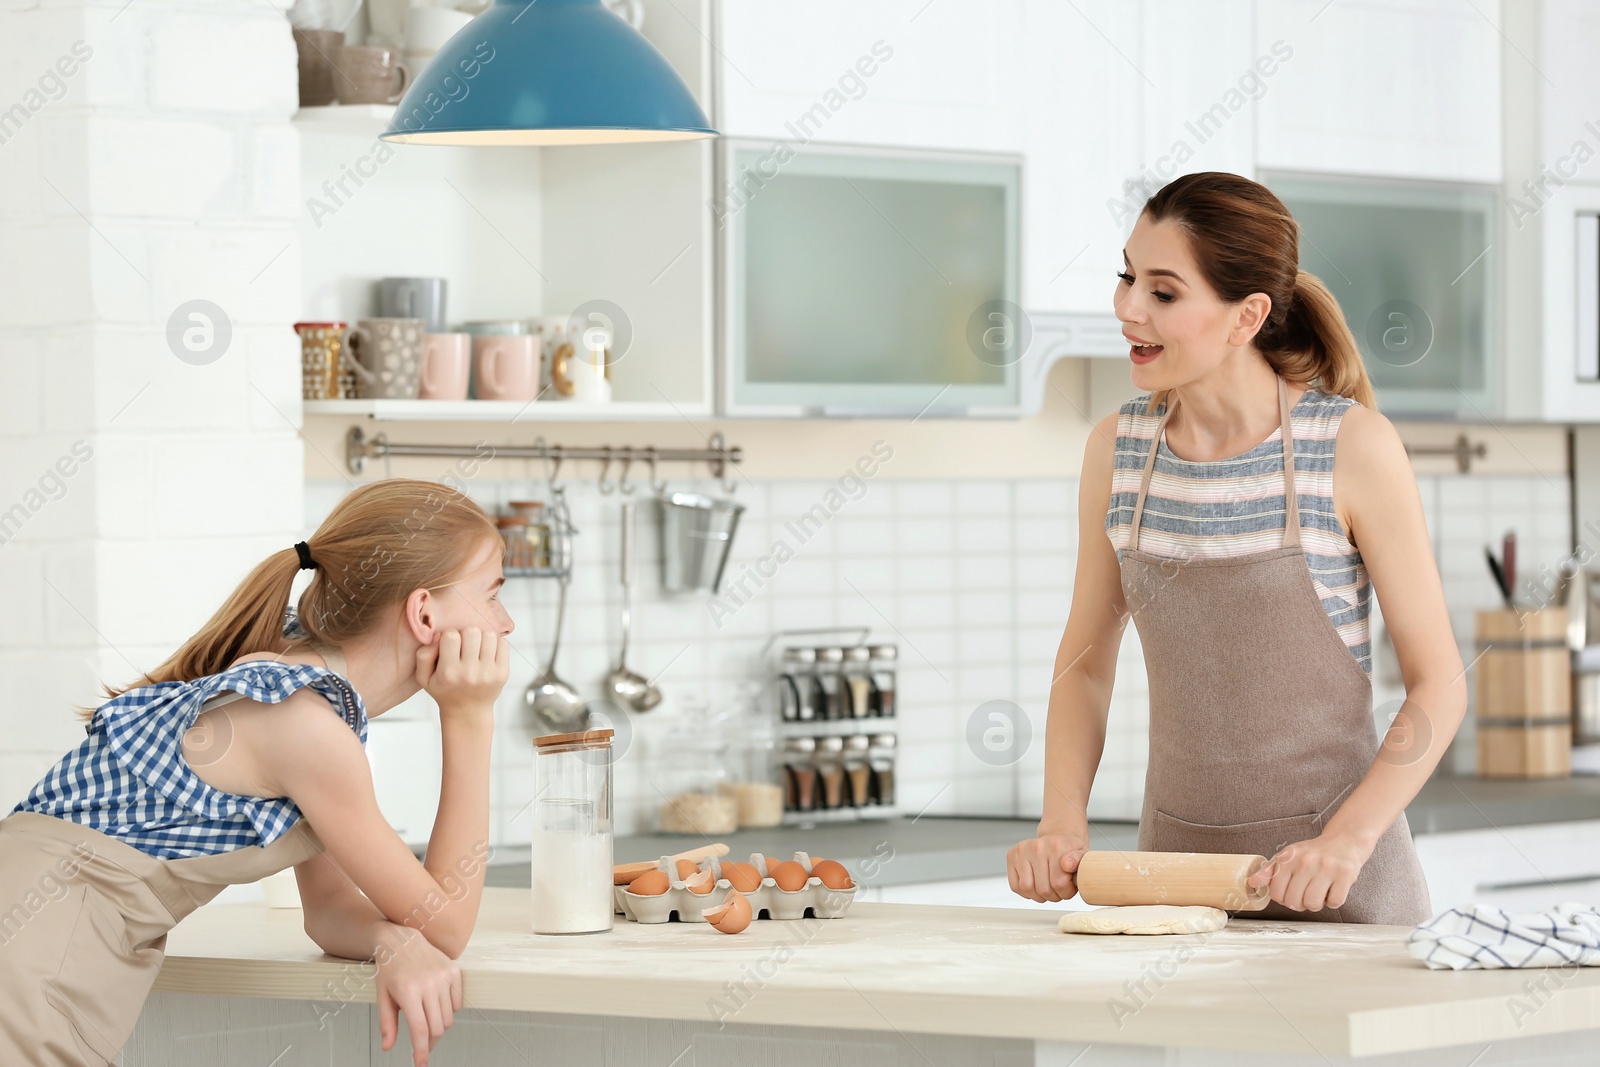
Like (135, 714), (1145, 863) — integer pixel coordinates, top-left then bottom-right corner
(419, 333), (471, 399)
(473, 334), (540, 402)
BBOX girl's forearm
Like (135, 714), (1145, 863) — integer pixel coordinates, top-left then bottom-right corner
(306, 890), (402, 962)
(1323, 679), (1467, 848)
(1038, 664), (1114, 836)
(413, 712), (495, 955)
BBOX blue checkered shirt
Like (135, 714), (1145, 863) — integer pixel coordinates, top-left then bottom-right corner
(8, 610), (367, 858)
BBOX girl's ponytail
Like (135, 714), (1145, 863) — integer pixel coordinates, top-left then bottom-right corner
(79, 479), (500, 718)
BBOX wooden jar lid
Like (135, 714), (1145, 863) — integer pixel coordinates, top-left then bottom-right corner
(535, 728), (615, 748)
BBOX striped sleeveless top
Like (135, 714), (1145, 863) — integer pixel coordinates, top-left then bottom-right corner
(9, 609), (368, 858)
(1105, 386), (1373, 674)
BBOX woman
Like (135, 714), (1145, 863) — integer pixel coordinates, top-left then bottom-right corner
(1007, 172), (1465, 924)
(0, 479), (512, 1067)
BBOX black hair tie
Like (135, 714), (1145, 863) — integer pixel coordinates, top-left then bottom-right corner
(295, 541), (319, 571)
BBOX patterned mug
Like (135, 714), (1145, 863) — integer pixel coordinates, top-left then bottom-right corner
(346, 318), (425, 400)
(295, 321), (355, 400)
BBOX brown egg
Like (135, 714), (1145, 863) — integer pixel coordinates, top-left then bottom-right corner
(720, 861), (763, 893)
(764, 856), (782, 875)
(686, 869), (715, 895)
(771, 860), (809, 892)
(703, 889), (753, 934)
(675, 859), (704, 882)
(629, 870), (670, 896)
(810, 859), (855, 890)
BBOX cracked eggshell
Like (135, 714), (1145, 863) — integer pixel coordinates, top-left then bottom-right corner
(703, 889), (753, 934)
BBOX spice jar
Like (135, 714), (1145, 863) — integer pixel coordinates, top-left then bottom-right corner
(498, 517), (530, 570)
(783, 736), (817, 813)
(844, 733), (872, 807)
(870, 644), (898, 717)
(508, 500), (552, 570)
(813, 646), (845, 720)
(777, 647), (817, 722)
(843, 646), (873, 718)
(869, 733), (897, 806)
(815, 735), (847, 810)
(723, 681), (784, 828)
(530, 728), (614, 935)
(654, 702), (738, 835)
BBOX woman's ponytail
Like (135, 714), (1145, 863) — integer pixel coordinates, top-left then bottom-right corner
(1141, 173), (1378, 411)
(1265, 270), (1378, 411)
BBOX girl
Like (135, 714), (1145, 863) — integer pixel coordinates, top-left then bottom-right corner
(1007, 172), (1466, 923)
(1, 478), (512, 1067)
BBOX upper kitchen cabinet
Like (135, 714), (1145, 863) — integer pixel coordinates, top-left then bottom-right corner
(1022, 0), (1256, 313)
(712, 0), (1026, 154)
(1501, 0), (1600, 422)
(1254, 0), (1503, 184)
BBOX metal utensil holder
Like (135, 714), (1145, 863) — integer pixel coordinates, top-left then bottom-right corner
(503, 485), (577, 579)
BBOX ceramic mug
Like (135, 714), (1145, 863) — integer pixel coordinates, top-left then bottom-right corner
(346, 318), (425, 399)
(333, 45), (410, 105)
(473, 334), (540, 402)
(293, 29), (344, 108)
(377, 277), (447, 332)
(294, 321), (352, 400)
(419, 333), (471, 400)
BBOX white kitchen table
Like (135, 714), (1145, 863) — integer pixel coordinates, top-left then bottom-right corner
(123, 887), (1600, 1066)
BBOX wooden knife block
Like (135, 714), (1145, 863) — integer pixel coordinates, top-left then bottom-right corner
(1474, 608), (1571, 778)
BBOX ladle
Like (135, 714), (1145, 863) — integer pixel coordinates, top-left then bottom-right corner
(604, 499), (660, 712)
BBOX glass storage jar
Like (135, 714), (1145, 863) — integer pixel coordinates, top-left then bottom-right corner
(530, 728), (614, 935)
(654, 701), (738, 835)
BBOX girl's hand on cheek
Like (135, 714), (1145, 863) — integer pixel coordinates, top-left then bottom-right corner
(415, 627), (510, 720)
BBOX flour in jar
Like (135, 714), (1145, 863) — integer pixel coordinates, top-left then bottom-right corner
(531, 830), (613, 934)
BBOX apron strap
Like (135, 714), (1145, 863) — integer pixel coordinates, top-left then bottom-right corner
(1128, 392), (1178, 553)
(1129, 379), (1300, 553)
(1278, 375), (1301, 550)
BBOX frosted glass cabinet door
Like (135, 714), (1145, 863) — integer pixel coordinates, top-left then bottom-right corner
(719, 142), (1022, 416)
(1267, 174), (1499, 419)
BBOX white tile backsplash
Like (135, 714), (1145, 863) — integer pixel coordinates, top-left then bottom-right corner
(304, 468), (1571, 848)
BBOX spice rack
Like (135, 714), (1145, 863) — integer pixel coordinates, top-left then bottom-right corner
(761, 628), (899, 826)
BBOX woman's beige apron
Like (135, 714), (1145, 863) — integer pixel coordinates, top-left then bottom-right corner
(1120, 376), (1432, 925)
(0, 644), (347, 1065)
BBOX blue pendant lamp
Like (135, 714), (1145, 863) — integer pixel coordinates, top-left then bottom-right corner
(380, 0), (715, 145)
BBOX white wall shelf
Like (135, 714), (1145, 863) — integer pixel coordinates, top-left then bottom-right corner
(292, 104), (396, 135)
(303, 399), (705, 422)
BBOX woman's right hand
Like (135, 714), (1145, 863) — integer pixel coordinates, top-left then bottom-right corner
(415, 626), (509, 720)
(375, 924), (463, 1067)
(1008, 828), (1091, 903)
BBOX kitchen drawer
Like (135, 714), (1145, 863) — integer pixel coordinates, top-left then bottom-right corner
(1413, 820), (1600, 915)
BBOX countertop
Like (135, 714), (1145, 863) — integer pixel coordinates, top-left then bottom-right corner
(484, 774), (1600, 889)
(149, 887), (1600, 1058)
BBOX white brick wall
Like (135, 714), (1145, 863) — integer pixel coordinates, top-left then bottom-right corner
(0, 0), (305, 809)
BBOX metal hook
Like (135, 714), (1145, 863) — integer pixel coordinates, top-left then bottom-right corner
(644, 446), (667, 495)
(545, 443), (564, 491)
(709, 431), (738, 494)
(597, 445), (615, 494)
(617, 446), (637, 494)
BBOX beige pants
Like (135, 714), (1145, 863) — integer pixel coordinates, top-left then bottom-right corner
(0, 811), (325, 1065)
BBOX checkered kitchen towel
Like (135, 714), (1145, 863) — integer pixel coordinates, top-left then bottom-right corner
(1406, 902), (1600, 970)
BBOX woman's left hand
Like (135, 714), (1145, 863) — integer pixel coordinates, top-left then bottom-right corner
(1246, 831), (1375, 912)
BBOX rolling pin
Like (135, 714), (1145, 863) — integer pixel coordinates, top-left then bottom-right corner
(1076, 850), (1271, 911)
(612, 843), (729, 885)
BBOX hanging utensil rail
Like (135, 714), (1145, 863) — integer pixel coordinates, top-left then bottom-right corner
(344, 426), (742, 483)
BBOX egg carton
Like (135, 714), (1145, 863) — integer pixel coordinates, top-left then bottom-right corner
(614, 851), (858, 924)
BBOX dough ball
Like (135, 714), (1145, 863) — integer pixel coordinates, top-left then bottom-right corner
(1057, 905), (1228, 935)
